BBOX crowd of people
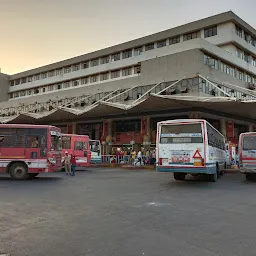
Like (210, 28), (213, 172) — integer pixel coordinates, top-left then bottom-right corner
(108, 149), (157, 166)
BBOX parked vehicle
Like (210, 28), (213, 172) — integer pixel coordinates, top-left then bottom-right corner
(62, 134), (91, 170)
(156, 119), (226, 182)
(239, 132), (256, 181)
(0, 124), (62, 180)
(89, 140), (102, 164)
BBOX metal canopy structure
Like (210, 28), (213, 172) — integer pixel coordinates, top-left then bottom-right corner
(0, 94), (255, 124)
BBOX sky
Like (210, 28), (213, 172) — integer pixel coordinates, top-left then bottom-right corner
(1, 0), (256, 74)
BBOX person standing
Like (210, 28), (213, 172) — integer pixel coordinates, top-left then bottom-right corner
(71, 154), (77, 176)
(152, 150), (156, 165)
(137, 150), (142, 166)
(63, 151), (71, 175)
(131, 150), (136, 165)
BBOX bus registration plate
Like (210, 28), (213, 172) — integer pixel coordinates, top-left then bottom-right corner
(171, 151), (190, 163)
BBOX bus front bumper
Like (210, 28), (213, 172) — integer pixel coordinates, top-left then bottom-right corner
(156, 165), (216, 174)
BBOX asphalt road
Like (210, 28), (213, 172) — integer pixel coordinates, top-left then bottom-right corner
(0, 168), (256, 256)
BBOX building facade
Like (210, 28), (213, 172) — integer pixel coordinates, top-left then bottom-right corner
(1, 11), (256, 153)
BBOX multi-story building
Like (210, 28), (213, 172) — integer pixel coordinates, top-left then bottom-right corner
(1, 11), (256, 152)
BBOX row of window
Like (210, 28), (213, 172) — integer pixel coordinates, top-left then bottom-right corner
(236, 25), (256, 47)
(204, 54), (256, 83)
(10, 26), (219, 87)
(10, 66), (139, 99)
(236, 47), (256, 65)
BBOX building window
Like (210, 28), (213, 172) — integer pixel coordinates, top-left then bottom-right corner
(56, 69), (62, 75)
(122, 49), (132, 59)
(82, 62), (89, 69)
(15, 79), (20, 85)
(169, 36), (180, 45)
(10, 81), (14, 86)
(111, 53), (120, 61)
(42, 87), (46, 93)
(73, 80), (79, 87)
(134, 47), (143, 56)
(9, 93), (13, 98)
(91, 59), (99, 67)
(48, 70), (55, 77)
(251, 38), (256, 47)
(246, 74), (252, 83)
(35, 75), (40, 80)
(63, 82), (70, 88)
(221, 62), (235, 77)
(48, 85), (54, 91)
(145, 43), (154, 51)
(64, 66), (71, 73)
(236, 25), (243, 38)
(14, 92), (19, 98)
(41, 73), (47, 79)
(204, 26), (217, 38)
(111, 70), (120, 79)
(56, 84), (62, 90)
(81, 77), (88, 84)
(204, 54), (219, 69)
(183, 31), (200, 41)
(101, 56), (109, 64)
(237, 70), (244, 81)
(100, 73), (109, 81)
(253, 58), (256, 67)
(157, 39), (167, 48)
(90, 75), (98, 83)
(21, 78), (27, 84)
(122, 68), (132, 76)
(20, 91), (26, 96)
(27, 90), (32, 95)
(34, 88), (40, 94)
(236, 48), (243, 59)
(73, 64), (80, 71)
(27, 77), (32, 82)
(244, 52), (250, 63)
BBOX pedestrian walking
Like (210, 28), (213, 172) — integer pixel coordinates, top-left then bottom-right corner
(63, 151), (71, 175)
(71, 154), (77, 176)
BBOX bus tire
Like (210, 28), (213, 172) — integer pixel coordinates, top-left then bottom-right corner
(9, 163), (29, 180)
(246, 173), (255, 181)
(173, 173), (186, 181)
(208, 172), (217, 182)
(29, 173), (39, 179)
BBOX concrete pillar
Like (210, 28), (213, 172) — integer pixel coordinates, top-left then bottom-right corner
(72, 122), (76, 134)
(220, 119), (227, 137)
(105, 119), (113, 155)
(143, 116), (151, 151)
(249, 124), (254, 132)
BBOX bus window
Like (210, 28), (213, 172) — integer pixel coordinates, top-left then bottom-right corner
(243, 136), (256, 150)
(74, 141), (84, 151)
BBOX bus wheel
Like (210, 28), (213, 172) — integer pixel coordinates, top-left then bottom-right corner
(246, 173), (255, 181)
(29, 173), (39, 179)
(173, 173), (186, 180)
(208, 172), (217, 182)
(9, 163), (29, 180)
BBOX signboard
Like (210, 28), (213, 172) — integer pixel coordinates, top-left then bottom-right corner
(171, 151), (190, 163)
(193, 150), (202, 159)
(227, 121), (234, 138)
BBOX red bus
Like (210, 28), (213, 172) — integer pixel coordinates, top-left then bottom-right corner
(62, 134), (91, 170)
(0, 124), (62, 180)
(239, 132), (256, 180)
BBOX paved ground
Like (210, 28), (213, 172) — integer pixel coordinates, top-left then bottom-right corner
(0, 169), (256, 256)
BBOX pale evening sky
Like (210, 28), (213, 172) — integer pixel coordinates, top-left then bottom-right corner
(1, 0), (255, 74)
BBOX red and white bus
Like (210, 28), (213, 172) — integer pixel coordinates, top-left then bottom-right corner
(62, 134), (91, 169)
(0, 124), (62, 180)
(239, 132), (256, 181)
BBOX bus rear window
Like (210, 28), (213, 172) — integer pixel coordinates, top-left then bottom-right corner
(160, 123), (203, 144)
(243, 136), (256, 150)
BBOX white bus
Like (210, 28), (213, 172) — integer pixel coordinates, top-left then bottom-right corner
(89, 139), (102, 164)
(156, 119), (226, 182)
(239, 132), (256, 181)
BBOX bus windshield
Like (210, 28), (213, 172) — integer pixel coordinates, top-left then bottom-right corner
(243, 136), (256, 150)
(160, 123), (203, 144)
(89, 140), (100, 153)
